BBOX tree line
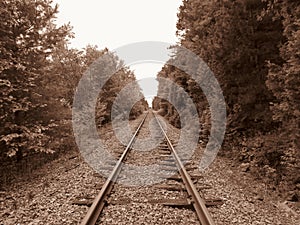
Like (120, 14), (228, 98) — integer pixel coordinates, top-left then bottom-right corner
(153, 0), (299, 200)
(0, 0), (147, 184)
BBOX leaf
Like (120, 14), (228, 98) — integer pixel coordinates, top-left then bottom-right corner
(0, 133), (22, 143)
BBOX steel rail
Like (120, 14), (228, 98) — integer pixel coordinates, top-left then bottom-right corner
(81, 112), (149, 225)
(154, 113), (215, 225)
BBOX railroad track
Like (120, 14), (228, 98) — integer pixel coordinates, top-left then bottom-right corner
(80, 111), (217, 225)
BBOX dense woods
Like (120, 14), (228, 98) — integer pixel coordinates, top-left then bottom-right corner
(0, 0), (147, 185)
(154, 0), (299, 199)
(1, 0), (298, 202)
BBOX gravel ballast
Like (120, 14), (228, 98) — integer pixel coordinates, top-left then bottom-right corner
(1, 113), (299, 224)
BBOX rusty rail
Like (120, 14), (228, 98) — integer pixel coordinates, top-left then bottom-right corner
(81, 112), (148, 225)
(154, 113), (215, 225)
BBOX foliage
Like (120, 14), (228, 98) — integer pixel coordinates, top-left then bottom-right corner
(0, 0), (73, 160)
(177, 0), (285, 133)
(264, 0), (300, 197)
(0, 0), (147, 170)
(155, 0), (299, 198)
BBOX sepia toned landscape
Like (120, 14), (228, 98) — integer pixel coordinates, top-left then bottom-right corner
(0, 0), (299, 224)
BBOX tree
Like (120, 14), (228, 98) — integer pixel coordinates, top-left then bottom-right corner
(0, 0), (72, 158)
(155, 0), (299, 196)
(176, 0), (284, 133)
(264, 0), (300, 196)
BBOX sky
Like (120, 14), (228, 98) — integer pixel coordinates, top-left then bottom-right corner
(53, 0), (183, 104)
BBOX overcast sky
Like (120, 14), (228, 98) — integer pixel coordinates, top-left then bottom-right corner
(53, 0), (182, 102)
